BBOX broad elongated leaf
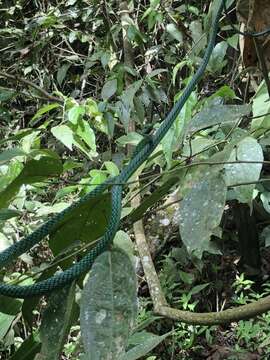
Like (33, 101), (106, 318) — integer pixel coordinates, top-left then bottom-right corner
(39, 282), (76, 360)
(251, 80), (270, 135)
(31, 103), (60, 123)
(187, 104), (251, 134)
(68, 105), (85, 125)
(224, 137), (263, 203)
(207, 41), (228, 74)
(0, 296), (22, 315)
(49, 193), (111, 256)
(166, 23), (183, 42)
(76, 119), (96, 151)
(51, 124), (74, 150)
(0, 208), (21, 221)
(10, 333), (41, 360)
(0, 312), (16, 340)
(57, 63), (71, 86)
(179, 171), (227, 258)
(126, 175), (181, 224)
(113, 230), (134, 260)
(101, 79), (117, 100)
(0, 87), (16, 101)
(0, 157), (63, 209)
(121, 81), (143, 109)
(80, 248), (138, 360)
(0, 148), (26, 164)
(120, 332), (170, 360)
(117, 132), (143, 147)
(260, 225), (270, 247)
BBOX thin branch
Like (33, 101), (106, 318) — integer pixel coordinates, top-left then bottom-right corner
(0, 71), (63, 104)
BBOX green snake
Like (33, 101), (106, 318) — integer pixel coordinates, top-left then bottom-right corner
(0, 1), (225, 298)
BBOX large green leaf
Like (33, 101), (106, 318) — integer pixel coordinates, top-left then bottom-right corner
(0, 157), (63, 209)
(125, 175), (182, 225)
(76, 119), (96, 151)
(10, 333), (41, 360)
(30, 103), (60, 124)
(0, 208), (22, 221)
(0, 87), (16, 102)
(120, 332), (170, 360)
(49, 193), (111, 256)
(251, 80), (270, 136)
(166, 23), (183, 43)
(187, 104), (251, 135)
(80, 248), (138, 360)
(68, 105), (85, 125)
(39, 282), (76, 360)
(224, 137), (263, 203)
(0, 148), (26, 165)
(51, 124), (74, 150)
(179, 171), (227, 258)
(207, 41), (228, 74)
(101, 79), (117, 100)
(0, 312), (16, 340)
(0, 296), (22, 315)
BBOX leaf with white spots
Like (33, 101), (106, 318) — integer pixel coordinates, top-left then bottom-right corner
(39, 282), (76, 360)
(179, 172), (227, 258)
(224, 137), (263, 203)
(80, 248), (138, 360)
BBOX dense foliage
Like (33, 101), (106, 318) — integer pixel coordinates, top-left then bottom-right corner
(1, 0), (270, 359)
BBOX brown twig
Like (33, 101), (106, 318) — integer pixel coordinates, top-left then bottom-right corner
(0, 71), (63, 104)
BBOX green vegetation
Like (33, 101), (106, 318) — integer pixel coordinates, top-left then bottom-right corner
(1, 0), (270, 359)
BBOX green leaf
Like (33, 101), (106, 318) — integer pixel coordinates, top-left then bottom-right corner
(113, 230), (134, 260)
(126, 176), (180, 224)
(261, 193), (270, 214)
(209, 85), (236, 100)
(0, 296), (22, 315)
(224, 137), (263, 203)
(189, 283), (209, 295)
(207, 41), (228, 74)
(0, 148), (26, 165)
(251, 80), (270, 135)
(76, 119), (96, 151)
(187, 104), (251, 134)
(40, 283), (76, 360)
(101, 79), (117, 100)
(0, 233), (11, 252)
(166, 23), (183, 43)
(189, 20), (206, 56)
(260, 225), (270, 247)
(0, 106), (11, 122)
(31, 103), (60, 122)
(0, 87), (16, 102)
(0, 208), (22, 221)
(179, 171), (227, 258)
(0, 312), (16, 340)
(117, 132), (143, 147)
(120, 80), (143, 110)
(0, 157), (63, 209)
(68, 105), (85, 125)
(227, 34), (239, 50)
(182, 137), (215, 158)
(57, 63), (71, 86)
(80, 248), (138, 360)
(49, 193), (111, 256)
(120, 332), (170, 360)
(10, 333), (41, 360)
(104, 161), (119, 176)
(51, 124), (74, 150)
